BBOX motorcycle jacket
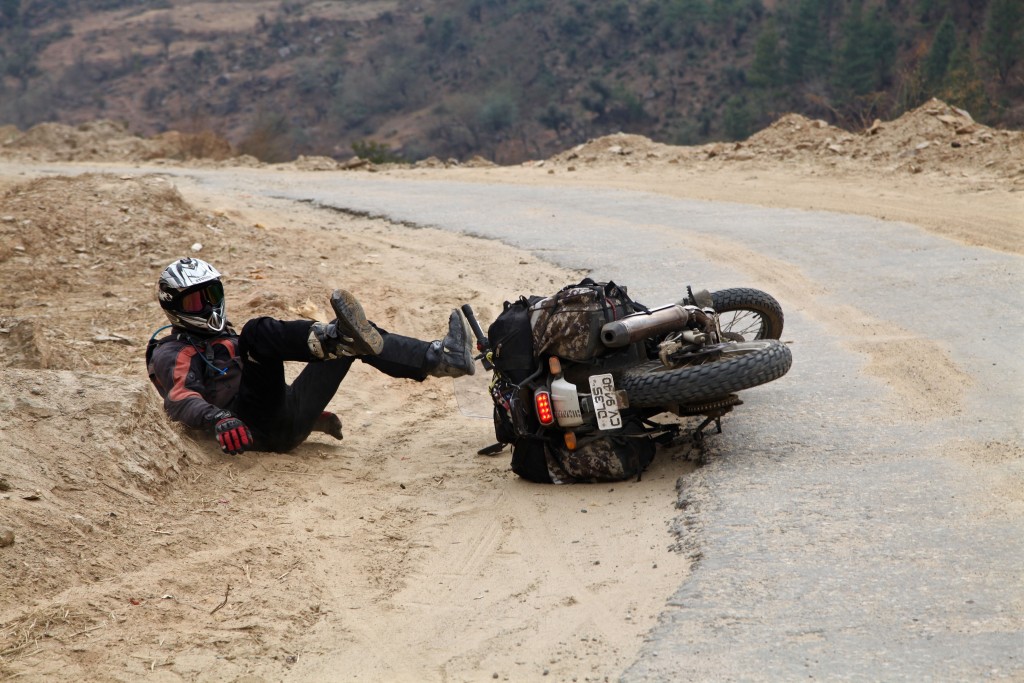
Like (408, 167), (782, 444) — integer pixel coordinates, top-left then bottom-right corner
(146, 326), (243, 430)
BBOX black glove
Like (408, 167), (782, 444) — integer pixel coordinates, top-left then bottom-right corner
(214, 413), (252, 455)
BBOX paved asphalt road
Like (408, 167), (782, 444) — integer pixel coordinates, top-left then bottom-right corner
(29, 165), (1024, 680)
(216, 172), (1021, 682)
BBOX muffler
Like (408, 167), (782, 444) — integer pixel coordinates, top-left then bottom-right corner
(601, 304), (694, 348)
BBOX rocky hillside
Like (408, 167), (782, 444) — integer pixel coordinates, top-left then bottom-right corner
(0, 0), (1022, 163)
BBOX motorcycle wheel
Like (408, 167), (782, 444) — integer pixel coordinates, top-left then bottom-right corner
(710, 288), (784, 340)
(619, 340), (792, 408)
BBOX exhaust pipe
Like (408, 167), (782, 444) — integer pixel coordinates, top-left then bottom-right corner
(601, 304), (694, 348)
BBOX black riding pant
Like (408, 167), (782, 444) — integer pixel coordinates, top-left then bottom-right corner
(230, 317), (431, 452)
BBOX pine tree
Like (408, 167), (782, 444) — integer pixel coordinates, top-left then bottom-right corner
(836, 6), (876, 98)
(723, 95), (753, 140)
(784, 0), (829, 84)
(0, 0), (18, 29)
(982, 0), (1024, 84)
(749, 19), (782, 89)
(924, 15), (956, 89)
(941, 38), (988, 117)
(867, 8), (897, 90)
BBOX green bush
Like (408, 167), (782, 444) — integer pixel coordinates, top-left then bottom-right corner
(351, 139), (404, 164)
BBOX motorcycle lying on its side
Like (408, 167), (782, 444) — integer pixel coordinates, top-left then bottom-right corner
(458, 281), (793, 484)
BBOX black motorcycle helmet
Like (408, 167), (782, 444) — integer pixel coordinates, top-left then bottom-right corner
(157, 257), (227, 335)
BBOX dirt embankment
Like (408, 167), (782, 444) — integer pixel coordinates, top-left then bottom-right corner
(0, 173), (339, 676)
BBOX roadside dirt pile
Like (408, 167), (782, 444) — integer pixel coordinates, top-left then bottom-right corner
(740, 98), (1024, 178)
(0, 120), (232, 162)
(547, 99), (1024, 184)
(0, 174), (221, 547)
(0, 171), (372, 678)
(0, 172), (308, 661)
(547, 132), (679, 167)
(0, 175), (209, 665)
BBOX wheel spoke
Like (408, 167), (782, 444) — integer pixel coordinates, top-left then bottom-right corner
(719, 310), (764, 339)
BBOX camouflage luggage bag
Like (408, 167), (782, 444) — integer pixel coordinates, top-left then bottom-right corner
(528, 280), (634, 362)
(487, 279), (656, 484)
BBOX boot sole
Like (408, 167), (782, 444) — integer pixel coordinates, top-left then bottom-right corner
(455, 312), (476, 376)
(330, 289), (384, 356)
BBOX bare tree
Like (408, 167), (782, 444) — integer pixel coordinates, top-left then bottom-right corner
(151, 15), (179, 60)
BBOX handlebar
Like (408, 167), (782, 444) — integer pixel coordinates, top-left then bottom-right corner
(460, 304), (494, 371)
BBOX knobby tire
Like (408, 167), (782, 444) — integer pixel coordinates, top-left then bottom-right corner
(620, 340), (793, 407)
(710, 288), (785, 340)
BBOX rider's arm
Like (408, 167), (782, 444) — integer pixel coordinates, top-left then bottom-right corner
(149, 343), (227, 430)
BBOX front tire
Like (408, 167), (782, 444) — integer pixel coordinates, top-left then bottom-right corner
(620, 340), (792, 407)
(710, 288), (784, 340)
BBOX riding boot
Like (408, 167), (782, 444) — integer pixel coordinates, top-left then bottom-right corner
(313, 411), (343, 440)
(307, 289), (384, 360)
(425, 309), (476, 378)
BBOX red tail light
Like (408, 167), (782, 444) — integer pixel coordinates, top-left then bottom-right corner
(534, 390), (555, 426)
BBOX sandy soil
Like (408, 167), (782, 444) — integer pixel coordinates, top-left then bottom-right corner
(0, 99), (1021, 681)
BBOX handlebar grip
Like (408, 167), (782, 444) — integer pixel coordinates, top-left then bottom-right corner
(461, 304), (488, 345)
(460, 304), (494, 371)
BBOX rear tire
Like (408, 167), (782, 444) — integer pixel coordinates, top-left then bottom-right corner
(710, 288), (784, 340)
(620, 340), (792, 407)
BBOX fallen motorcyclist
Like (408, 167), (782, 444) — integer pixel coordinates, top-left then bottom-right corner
(146, 257), (474, 455)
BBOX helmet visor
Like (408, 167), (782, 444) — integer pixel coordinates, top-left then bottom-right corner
(180, 282), (224, 313)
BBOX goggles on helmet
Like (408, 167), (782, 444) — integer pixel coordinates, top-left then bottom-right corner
(179, 282), (225, 313)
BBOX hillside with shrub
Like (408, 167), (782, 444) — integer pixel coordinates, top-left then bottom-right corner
(0, 0), (1021, 163)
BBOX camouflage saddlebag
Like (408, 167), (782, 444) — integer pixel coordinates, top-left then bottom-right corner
(529, 279), (634, 362)
(543, 417), (655, 484)
(489, 280), (655, 484)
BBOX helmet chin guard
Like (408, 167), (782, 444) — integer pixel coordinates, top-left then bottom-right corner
(205, 307), (226, 333)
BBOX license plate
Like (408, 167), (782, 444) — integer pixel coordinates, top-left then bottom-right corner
(589, 373), (623, 431)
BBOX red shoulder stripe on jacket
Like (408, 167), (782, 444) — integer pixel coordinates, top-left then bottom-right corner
(169, 346), (202, 402)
